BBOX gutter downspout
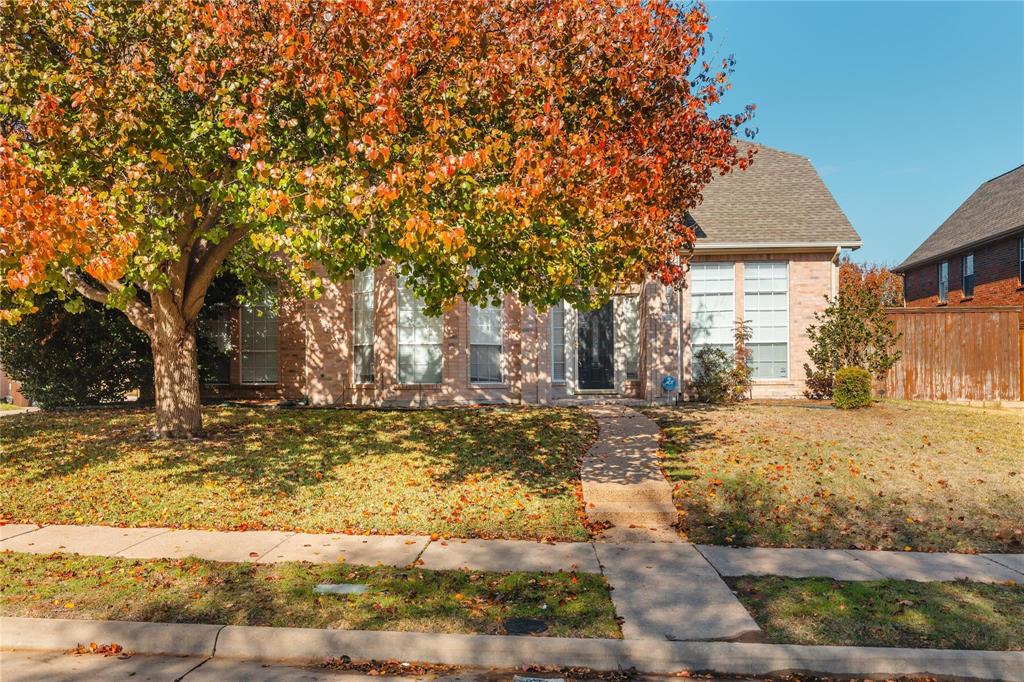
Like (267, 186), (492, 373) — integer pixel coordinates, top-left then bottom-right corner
(830, 246), (841, 300)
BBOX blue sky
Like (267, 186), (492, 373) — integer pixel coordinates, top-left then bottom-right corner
(704, 0), (1024, 264)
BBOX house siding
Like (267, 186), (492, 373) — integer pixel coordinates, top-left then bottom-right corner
(903, 231), (1024, 311)
(680, 251), (835, 400)
(200, 297), (306, 402)
(201, 250), (840, 404)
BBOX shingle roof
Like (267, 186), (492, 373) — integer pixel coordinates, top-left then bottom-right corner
(895, 164), (1024, 272)
(688, 141), (860, 249)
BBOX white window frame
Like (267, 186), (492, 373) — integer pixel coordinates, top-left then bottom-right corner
(743, 261), (790, 381)
(962, 253), (975, 299)
(469, 301), (503, 384)
(938, 260), (949, 303)
(396, 276), (443, 384)
(352, 268), (375, 384)
(689, 262), (736, 375)
(618, 295), (640, 381)
(240, 293), (279, 386)
(550, 301), (566, 384)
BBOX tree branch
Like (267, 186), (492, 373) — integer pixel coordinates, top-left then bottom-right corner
(182, 224), (248, 322)
(63, 270), (154, 336)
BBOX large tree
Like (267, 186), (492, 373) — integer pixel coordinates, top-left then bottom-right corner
(0, 0), (754, 437)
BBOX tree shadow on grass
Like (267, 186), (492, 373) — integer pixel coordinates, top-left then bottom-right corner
(3, 404), (596, 499)
(731, 576), (1024, 650)
(5, 555), (614, 638)
(681, 468), (1024, 552)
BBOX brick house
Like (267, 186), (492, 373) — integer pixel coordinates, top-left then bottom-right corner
(0, 365), (29, 406)
(895, 165), (1024, 311)
(201, 142), (861, 405)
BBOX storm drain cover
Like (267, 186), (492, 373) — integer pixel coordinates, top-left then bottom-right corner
(502, 618), (548, 635)
(313, 583), (368, 595)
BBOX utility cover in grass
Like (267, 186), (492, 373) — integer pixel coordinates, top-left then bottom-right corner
(503, 617), (548, 634)
(313, 583), (369, 595)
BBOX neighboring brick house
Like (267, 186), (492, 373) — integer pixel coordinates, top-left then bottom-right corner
(200, 142), (861, 405)
(0, 365), (29, 406)
(895, 165), (1024, 311)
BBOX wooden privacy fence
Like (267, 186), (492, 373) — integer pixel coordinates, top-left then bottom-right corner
(879, 306), (1023, 402)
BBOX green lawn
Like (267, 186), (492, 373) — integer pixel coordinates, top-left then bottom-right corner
(641, 401), (1024, 552)
(0, 551), (618, 638)
(0, 402), (22, 411)
(0, 406), (596, 541)
(730, 576), (1024, 650)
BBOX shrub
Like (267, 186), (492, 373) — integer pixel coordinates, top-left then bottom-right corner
(804, 282), (902, 399)
(0, 275), (243, 408)
(0, 293), (152, 407)
(693, 321), (753, 405)
(833, 366), (872, 409)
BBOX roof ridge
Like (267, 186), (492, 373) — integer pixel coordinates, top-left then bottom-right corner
(983, 163), (1024, 184)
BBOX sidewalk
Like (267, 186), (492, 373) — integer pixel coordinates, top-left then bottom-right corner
(5, 523), (1020, 583)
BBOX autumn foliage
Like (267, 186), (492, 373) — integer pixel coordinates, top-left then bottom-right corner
(1, 0), (754, 435)
(838, 258), (904, 308)
(804, 259), (903, 399)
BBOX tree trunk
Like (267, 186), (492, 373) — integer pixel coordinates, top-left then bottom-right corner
(150, 316), (203, 438)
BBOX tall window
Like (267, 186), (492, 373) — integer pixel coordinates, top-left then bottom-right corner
(353, 268), (375, 383)
(938, 260), (949, 303)
(744, 262), (789, 379)
(962, 253), (975, 299)
(240, 294), (278, 384)
(397, 277), (443, 384)
(619, 296), (640, 380)
(690, 262), (735, 371)
(551, 302), (566, 382)
(469, 301), (502, 383)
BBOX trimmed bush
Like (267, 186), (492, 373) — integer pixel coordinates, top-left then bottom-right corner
(833, 366), (872, 409)
(693, 322), (753, 405)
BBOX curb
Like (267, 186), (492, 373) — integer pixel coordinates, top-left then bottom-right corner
(0, 617), (220, 658)
(4, 618), (1023, 680)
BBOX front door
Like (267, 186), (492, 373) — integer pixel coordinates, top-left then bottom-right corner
(578, 301), (615, 390)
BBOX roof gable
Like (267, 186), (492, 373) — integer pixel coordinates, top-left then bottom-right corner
(896, 164), (1024, 271)
(688, 142), (860, 249)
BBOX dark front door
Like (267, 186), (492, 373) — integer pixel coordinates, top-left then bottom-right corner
(578, 301), (615, 390)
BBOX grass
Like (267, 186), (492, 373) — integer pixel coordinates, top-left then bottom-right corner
(730, 576), (1024, 650)
(0, 402), (23, 411)
(0, 551), (618, 638)
(641, 400), (1024, 552)
(0, 406), (596, 541)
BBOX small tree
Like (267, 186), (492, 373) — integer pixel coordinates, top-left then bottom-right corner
(693, 320), (752, 405)
(804, 274), (902, 399)
(838, 258), (904, 307)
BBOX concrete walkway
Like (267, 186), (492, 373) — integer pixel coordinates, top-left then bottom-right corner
(6, 522), (1020, 583)
(697, 545), (1024, 584)
(580, 404), (679, 543)
(578, 405), (759, 640)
